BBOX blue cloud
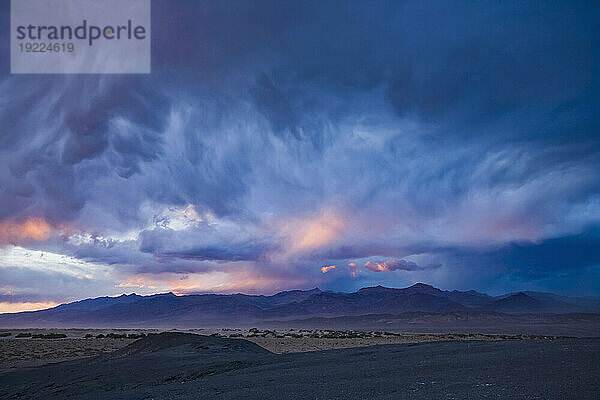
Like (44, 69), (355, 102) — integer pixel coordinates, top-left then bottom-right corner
(0, 0), (598, 302)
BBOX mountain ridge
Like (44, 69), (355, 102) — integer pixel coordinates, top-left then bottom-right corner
(1, 283), (598, 328)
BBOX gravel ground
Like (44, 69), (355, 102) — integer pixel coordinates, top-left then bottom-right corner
(0, 338), (135, 372)
(242, 332), (534, 353)
(0, 328), (561, 372)
(0, 334), (598, 400)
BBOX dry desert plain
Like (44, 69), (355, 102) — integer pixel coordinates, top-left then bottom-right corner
(1, 329), (599, 400)
(0, 327), (567, 373)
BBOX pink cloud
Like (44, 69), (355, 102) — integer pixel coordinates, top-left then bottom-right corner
(321, 265), (337, 273)
(364, 259), (426, 272)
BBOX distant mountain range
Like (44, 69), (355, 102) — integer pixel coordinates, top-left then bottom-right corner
(1, 283), (599, 328)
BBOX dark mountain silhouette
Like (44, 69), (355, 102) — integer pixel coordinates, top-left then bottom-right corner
(485, 291), (590, 314)
(0, 283), (598, 328)
(261, 285), (468, 319)
(51, 293), (145, 312)
(486, 292), (543, 313)
(233, 288), (323, 308)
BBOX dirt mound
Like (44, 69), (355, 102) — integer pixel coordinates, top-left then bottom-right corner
(111, 332), (271, 357)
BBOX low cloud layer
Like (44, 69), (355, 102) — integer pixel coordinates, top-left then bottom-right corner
(364, 259), (438, 273)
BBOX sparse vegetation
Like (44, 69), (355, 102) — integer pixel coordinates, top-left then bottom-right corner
(15, 333), (32, 338)
(31, 333), (67, 339)
(128, 333), (146, 339)
(87, 332), (146, 339)
(106, 333), (128, 339)
(0, 332), (11, 337)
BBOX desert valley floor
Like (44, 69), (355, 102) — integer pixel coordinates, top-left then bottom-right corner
(0, 330), (599, 399)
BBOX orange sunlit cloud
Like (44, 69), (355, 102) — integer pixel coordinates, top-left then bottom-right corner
(124, 268), (309, 296)
(363, 259), (422, 272)
(0, 217), (52, 244)
(321, 265), (336, 273)
(348, 262), (358, 277)
(280, 211), (346, 254)
(364, 260), (393, 272)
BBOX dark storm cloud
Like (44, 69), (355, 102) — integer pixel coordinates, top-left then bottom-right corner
(0, 0), (599, 300)
(431, 228), (600, 279)
(499, 229), (600, 276)
(138, 227), (276, 262)
(0, 75), (169, 224)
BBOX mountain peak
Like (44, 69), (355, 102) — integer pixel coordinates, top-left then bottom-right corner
(405, 283), (442, 293)
(152, 292), (177, 298)
(358, 285), (394, 293)
(2, 284), (593, 327)
(272, 287), (322, 296)
(486, 292), (541, 313)
(408, 283), (435, 290)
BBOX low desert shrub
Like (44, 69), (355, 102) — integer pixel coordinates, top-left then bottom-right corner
(106, 333), (128, 339)
(127, 333), (146, 339)
(31, 333), (67, 339)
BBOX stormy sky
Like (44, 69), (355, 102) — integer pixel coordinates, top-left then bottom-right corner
(1, 0), (599, 312)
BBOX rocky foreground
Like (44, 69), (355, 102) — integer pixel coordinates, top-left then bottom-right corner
(0, 332), (598, 399)
(0, 328), (571, 373)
